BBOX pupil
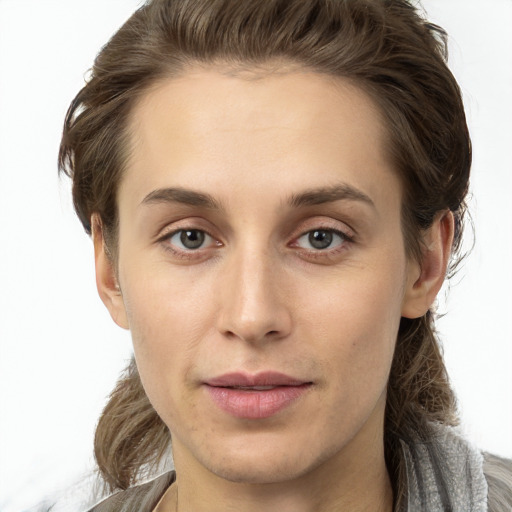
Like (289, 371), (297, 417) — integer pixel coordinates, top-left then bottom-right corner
(180, 230), (205, 249)
(309, 230), (333, 249)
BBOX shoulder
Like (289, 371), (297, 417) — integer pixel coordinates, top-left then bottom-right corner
(483, 452), (512, 512)
(400, 423), (510, 511)
(86, 471), (175, 512)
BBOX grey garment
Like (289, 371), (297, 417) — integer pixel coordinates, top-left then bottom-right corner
(483, 452), (512, 512)
(86, 472), (175, 512)
(400, 424), (488, 511)
(85, 426), (512, 512)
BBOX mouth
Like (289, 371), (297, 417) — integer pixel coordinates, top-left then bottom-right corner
(227, 385), (282, 391)
(204, 372), (313, 419)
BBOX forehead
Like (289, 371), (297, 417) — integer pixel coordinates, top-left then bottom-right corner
(121, 67), (399, 213)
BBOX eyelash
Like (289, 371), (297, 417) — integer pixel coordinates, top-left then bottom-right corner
(157, 226), (354, 261)
(157, 228), (220, 260)
(292, 228), (353, 258)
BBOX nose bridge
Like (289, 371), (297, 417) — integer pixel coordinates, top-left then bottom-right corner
(217, 238), (291, 343)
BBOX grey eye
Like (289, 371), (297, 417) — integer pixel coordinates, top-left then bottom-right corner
(308, 230), (333, 249)
(171, 229), (209, 250)
(297, 229), (345, 250)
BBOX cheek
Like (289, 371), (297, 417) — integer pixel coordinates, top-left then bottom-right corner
(119, 266), (212, 403)
(122, 261), (211, 341)
(300, 259), (406, 391)
(302, 258), (405, 340)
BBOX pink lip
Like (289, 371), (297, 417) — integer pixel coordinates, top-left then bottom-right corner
(204, 372), (312, 419)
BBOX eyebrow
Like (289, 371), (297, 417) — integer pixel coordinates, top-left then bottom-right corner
(141, 187), (222, 210)
(140, 183), (375, 210)
(287, 184), (375, 209)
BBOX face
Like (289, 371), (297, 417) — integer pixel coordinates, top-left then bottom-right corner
(102, 68), (425, 485)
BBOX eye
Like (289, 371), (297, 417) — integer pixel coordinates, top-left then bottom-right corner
(296, 229), (346, 250)
(168, 229), (212, 250)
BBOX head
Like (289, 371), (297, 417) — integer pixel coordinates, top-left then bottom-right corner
(59, 0), (470, 504)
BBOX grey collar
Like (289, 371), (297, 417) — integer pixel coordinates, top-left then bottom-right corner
(400, 424), (488, 511)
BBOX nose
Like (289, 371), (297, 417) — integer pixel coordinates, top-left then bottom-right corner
(216, 246), (292, 344)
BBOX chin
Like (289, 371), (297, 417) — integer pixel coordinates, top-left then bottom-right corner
(208, 458), (310, 485)
(196, 434), (341, 485)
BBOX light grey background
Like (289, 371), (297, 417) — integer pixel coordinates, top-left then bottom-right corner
(0, 1), (511, 510)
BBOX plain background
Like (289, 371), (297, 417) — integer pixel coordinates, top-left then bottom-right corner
(0, 1), (511, 510)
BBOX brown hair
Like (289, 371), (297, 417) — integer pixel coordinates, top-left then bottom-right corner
(59, 0), (470, 507)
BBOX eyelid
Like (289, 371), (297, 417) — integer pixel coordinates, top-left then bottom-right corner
(155, 216), (219, 241)
(159, 227), (219, 243)
(155, 222), (223, 261)
(291, 216), (356, 241)
(154, 216), (355, 262)
(286, 217), (356, 263)
(168, 229), (214, 251)
(295, 228), (348, 249)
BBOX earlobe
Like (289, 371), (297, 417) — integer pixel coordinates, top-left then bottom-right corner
(401, 211), (455, 319)
(92, 214), (129, 330)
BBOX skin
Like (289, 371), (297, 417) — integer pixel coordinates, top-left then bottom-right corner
(94, 67), (454, 512)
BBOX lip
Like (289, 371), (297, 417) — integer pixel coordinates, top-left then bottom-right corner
(204, 372), (312, 419)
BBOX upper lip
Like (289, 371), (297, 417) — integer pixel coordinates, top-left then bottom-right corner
(205, 371), (310, 387)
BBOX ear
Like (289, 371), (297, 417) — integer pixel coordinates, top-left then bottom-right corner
(401, 210), (455, 319)
(92, 214), (129, 330)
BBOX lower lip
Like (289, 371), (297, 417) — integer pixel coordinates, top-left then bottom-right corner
(205, 384), (311, 419)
